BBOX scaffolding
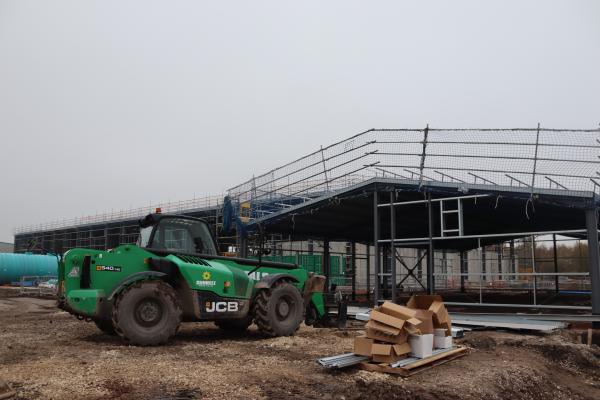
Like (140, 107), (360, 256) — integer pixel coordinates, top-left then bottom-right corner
(14, 195), (223, 253)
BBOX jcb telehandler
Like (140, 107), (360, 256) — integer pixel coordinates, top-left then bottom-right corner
(58, 213), (328, 345)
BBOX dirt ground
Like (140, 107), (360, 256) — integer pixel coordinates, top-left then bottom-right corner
(1, 296), (599, 400)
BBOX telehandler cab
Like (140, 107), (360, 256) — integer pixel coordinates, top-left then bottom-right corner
(58, 213), (328, 345)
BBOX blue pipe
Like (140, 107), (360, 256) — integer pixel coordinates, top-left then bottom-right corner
(0, 253), (58, 285)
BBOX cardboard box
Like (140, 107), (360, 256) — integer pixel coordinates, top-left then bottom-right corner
(429, 300), (449, 324)
(404, 322), (422, 335)
(434, 321), (452, 336)
(429, 300), (452, 335)
(366, 327), (407, 344)
(407, 294), (442, 310)
(371, 343), (411, 364)
(407, 295), (452, 336)
(378, 301), (421, 327)
(380, 301), (417, 320)
(408, 334), (434, 359)
(413, 309), (434, 334)
(366, 319), (401, 336)
(369, 309), (405, 330)
(392, 342), (412, 357)
(354, 336), (374, 356)
(372, 354), (400, 364)
(407, 317), (423, 326)
(433, 335), (453, 349)
(371, 343), (392, 354)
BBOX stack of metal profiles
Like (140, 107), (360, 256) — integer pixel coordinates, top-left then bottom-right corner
(450, 314), (568, 331)
(317, 353), (370, 369)
(318, 348), (464, 370)
(389, 348), (452, 368)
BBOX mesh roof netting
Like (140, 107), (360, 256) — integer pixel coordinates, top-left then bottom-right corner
(227, 127), (600, 223)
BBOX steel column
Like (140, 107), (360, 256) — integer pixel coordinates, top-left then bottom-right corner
(373, 191), (380, 306)
(351, 241), (356, 301)
(417, 249), (423, 280)
(390, 192), (397, 302)
(553, 234), (559, 293)
(585, 209), (600, 322)
(497, 244), (502, 281)
(323, 238), (330, 291)
(382, 246), (390, 299)
(239, 235), (248, 258)
(481, 246), (486, 281)
(427, 193), (435, 294)
(460, 251), (466, 293)
(478, 238), (483, 303)
(531, 236), (537, 305)
(510, 240), (516, 279)
(366, 244), (371, 301)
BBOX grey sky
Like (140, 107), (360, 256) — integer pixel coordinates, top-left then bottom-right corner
(0, 0), (599, 242)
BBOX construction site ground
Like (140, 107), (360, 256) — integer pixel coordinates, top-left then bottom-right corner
(1, 296), (599, 400)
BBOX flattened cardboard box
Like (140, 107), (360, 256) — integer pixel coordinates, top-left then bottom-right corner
(369, 309), (405, 330)
(366, 319), (401, 336)
(366, 327), (407, 344)
(379, 301), (417, 320)
(413, 309), (434, 334)
(371, 343), (412, 364)
(394, 342), (412, 356)
(354, 336), (374, 356)
(379, 302), (422, 331)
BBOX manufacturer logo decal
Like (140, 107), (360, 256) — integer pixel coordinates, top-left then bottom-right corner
(96, 265), (122, 272)
(205, 301), (240, 312)
(196, 271), (215, 287)
(68, 267), (80, 278)
(195, 280), (216, 287)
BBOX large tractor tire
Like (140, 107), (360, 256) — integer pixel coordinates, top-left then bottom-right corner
(112, 280), (182, 346)
(214, 316), (253, 331)
(94, 318), (117, 335)
(253, 282), (304, 337)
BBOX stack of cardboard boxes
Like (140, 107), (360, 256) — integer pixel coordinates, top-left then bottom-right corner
(354, 295), (453, 363)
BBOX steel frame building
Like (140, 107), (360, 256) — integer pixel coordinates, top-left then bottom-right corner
(14, 126), (600, 321)
(227, 127), (600, 319)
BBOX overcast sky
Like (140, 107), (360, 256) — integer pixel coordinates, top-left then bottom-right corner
(0, 0), (599, 242)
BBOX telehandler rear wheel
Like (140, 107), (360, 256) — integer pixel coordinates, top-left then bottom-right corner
(112, 280), (182, 346)
(214, 316), (253, 331)
(253, 282), (304, 337)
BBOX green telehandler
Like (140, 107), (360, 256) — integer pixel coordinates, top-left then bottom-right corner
(58, 213), (329, 345)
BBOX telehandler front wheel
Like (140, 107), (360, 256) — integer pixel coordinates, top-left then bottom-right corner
(112, 280), (182, 346)
(253, 282), (304, 337)
(94, 318), (117, 335)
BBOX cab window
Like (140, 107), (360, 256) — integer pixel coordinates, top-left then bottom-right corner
(149, 218), (216, 255)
